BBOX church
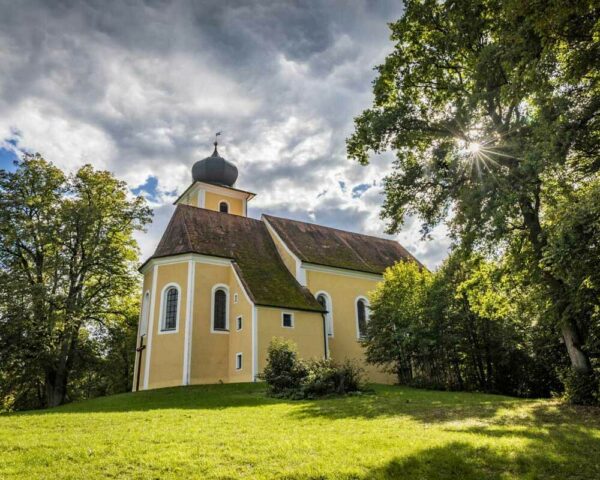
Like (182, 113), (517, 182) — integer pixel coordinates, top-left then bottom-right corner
(133, 143), (420, 390)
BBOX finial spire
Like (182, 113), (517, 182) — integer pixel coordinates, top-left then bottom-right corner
(213, 131), (222, 155)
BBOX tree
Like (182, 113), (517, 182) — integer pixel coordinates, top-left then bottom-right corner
(365, 254), (565, 397)
(347, 0), (599, 394)
(0, 155), (151, 408)
(365, 261), (432, 383)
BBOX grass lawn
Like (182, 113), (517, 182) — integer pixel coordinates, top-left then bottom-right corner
(1, 384), (599, 479)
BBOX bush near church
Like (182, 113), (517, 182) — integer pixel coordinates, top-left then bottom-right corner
(261, 338), (364, 399)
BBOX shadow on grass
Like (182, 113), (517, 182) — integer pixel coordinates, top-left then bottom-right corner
(286, 403), (600, 480)
(362, 402), (600, 480)
(9, 383), (278, 416)
(291, 385), (523, 423)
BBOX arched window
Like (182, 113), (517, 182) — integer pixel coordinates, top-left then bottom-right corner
(219, 201), (229, 213)
(212, 286), (229, 331)
(316, 292), (333, 337)
(161, 286), (179, 332)
(356, 297), (369, 339)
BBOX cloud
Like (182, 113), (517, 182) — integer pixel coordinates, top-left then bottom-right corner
(0, 0), (450, 269)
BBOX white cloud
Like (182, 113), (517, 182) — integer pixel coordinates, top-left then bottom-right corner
(0, 0), (449, 270)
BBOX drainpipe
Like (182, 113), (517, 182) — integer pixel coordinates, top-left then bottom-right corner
(135, 334), (146, 392)
(321, 313), (329, 359)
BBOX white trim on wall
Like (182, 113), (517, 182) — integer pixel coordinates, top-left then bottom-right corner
(140, 253), (232, 274)
(304, 263), (383, 282)
(210, 283), (230, 333)
(197, 189), (206, 208)
(157, 282), (182, 335)
(182, 260), (195, 386)
(262, 217), (307, 286)
(143, 264), (159, 390)
(355, 295), (370, 340)
(252, 305), (258, 381)
(315, 290), (334, 338)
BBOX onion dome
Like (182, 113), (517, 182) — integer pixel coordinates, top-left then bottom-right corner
(192, 142), (238, 187)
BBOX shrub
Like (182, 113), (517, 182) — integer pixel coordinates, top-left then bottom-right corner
(562, 369), (599, 406)
(260, 338), (308, 397)
(301, 359), (364, 399)
(260, 338), (364, 399)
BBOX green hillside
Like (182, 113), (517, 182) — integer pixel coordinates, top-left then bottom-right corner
(1, 384), (599, 479)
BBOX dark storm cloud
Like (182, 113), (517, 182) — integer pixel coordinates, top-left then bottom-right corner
(0, 0), (449, 269)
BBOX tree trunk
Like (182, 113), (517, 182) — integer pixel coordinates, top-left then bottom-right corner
(561, 318), (593, 373)
(519, 194), (594, 375)
(45, 368), (68, 407)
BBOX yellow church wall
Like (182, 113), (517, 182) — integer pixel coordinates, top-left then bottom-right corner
(256, 307), (325, 375)
(305, 269), (396, 385)
(133, 267), (154, 391)
(227, 268), (254, 382)
(189, 262), (231, 384)
(147, 262), (189, 389)
(204, 191), (244, 216)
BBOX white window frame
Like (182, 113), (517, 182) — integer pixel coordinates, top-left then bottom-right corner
(236, 315), (243, 331)
(281, 311), (294, 328)
(355, 296), (370, 340)
(140, 290), (150, 336)
(218, 200), (230, 213)
(235, 352), (243, 371)
(211, 283), (230, 334)
(158, 283), (181, 334)
(315, 290), (334, 337)
(233, 293), (239, 304)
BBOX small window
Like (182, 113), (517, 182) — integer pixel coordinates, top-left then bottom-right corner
(282, 312), (294, 328)
(219, 201), (229, 213)
(162, 286), (179, 332)
(213, 287), (228, 331)
(356, 298), (368, 339)
(236, 315), (243, 331)
(235, 353), (243, 370)
(234, 293), (239, 304)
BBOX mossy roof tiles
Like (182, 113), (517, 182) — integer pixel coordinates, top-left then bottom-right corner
(146, 205), (324, 312)
(263, 214), (418, 274)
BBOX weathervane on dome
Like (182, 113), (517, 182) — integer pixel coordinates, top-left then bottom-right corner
(213, 131), (222, 154)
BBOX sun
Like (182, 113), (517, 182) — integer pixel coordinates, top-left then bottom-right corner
(467, 141), (481, 154)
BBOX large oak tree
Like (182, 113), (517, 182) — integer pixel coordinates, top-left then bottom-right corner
(348, 0), (599, 378)
(0, 155), (151, 407)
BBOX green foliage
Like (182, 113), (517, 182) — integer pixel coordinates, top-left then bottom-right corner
(260, 338), (364, 399)
(348, 0), (599, 402)
(365, 254), (566, 397)
(260, 338), (308, 397)
(301, 359), (365, 399)
(364, 261), (432, 383)
(0, 154), (151, 409)
(562, 369), (600, 406)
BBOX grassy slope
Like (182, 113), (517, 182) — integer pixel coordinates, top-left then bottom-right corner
(1, 384), (599, 480)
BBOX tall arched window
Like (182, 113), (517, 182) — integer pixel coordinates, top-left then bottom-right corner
(317, 292), (333, 337)
(212, 286), (229, 331)
(161, 286), (179, 332)
(219, 201), (229, 213)
(356, 297), (368, 339)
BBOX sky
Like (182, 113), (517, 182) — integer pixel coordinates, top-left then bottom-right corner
(0, 0), (451, 269)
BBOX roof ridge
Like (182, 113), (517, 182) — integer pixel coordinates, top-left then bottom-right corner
(262, 213), (400, 244)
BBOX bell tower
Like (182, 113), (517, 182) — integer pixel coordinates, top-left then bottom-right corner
(174, 139), (255, 216)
